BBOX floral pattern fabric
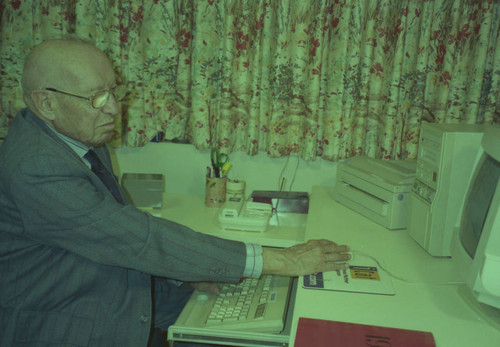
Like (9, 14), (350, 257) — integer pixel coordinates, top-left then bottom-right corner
(1, 0), (499, 160)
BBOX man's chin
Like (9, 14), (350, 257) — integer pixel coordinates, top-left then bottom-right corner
(87, 132), (114, 147)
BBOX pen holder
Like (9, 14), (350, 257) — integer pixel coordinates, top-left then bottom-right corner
(205, 176), (226, 208)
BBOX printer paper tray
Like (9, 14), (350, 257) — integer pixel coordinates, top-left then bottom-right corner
(337, 182), (388, 216)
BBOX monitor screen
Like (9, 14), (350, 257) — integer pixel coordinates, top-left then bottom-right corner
(460, 154), (500, 258)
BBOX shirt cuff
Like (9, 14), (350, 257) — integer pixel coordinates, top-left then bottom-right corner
(243, 243), (263, 278)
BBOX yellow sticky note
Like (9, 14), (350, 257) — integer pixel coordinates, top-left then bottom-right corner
(349, 266), (381, 281)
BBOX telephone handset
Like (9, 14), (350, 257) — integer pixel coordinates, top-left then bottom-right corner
(218, 197), (272, 232)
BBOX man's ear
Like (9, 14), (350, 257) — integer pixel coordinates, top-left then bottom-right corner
(29, 90), (56, 121)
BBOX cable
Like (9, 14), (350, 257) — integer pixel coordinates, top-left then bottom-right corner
(349, 250), (466, 286)
(288, 156), (300, 191)
(274, 156), (291, 212)
(277, 156), (290, 191)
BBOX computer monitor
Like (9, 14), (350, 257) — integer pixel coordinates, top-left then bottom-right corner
(451, 126), (500, 329)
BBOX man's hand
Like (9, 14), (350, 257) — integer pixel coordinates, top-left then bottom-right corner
(262, 239), (350, 277)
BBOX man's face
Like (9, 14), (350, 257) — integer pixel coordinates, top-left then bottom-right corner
(50, 52), (121, 147)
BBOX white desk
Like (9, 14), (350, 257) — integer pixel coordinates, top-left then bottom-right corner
(159, 193), (306, 248)
(289, 186), (500, 346)
(159, 187), (500, 346)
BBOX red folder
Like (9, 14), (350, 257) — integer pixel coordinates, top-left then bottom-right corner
(294, 318), (435, 347)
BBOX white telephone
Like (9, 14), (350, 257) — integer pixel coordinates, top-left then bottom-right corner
(218, 197), (272, 232)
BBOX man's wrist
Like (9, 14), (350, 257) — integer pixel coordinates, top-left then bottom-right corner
(262, 247), (290, 276)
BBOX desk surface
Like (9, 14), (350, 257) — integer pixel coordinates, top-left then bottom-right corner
(159, 188), (500, 346)
(159, 193), (306, 248)
(289, 186), (500, 347)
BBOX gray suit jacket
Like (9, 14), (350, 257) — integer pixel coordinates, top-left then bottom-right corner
(0, 109), (247, 346)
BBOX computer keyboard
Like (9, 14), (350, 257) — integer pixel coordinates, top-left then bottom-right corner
(193, 275), (292, 333)
(168, 275), (295, 345)
(204, 275), (291, 333)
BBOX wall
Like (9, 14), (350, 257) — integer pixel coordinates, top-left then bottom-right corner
(110, 142), (339, 197)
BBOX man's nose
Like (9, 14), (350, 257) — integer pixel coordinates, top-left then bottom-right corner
(101, 93), (120, 116)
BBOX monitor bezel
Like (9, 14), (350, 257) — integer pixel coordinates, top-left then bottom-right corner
(451, 127), (500, 328)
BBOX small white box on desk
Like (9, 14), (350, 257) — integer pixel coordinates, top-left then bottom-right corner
(218, 197), (272, 232)
(333, 157), (416, 230)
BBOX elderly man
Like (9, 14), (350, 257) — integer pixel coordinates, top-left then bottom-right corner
(0, 39), (350, 346)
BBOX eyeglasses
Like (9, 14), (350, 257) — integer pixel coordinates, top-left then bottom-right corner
(45, 84), (127, 109)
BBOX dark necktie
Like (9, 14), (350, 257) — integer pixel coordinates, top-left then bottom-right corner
(84, 150), (124, 204)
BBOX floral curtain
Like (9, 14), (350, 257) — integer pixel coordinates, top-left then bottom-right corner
(1, 0), (499, 161)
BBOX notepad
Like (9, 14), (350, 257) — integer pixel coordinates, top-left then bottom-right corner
(303, 254), (395, 295)
(294, 318), (436, 347)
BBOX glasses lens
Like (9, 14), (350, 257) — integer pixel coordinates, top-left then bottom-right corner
(90, 85), (127, 109)
(92, 91), (110, 109)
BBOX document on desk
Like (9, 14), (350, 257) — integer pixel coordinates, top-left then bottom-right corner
(303, 254), (395, 295)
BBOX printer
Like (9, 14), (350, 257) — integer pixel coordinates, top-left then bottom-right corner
(333, 157), (416, 230)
